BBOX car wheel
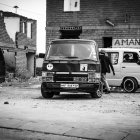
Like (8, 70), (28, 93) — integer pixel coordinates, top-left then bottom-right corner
(123, 78), (138, 93)
(90, 89), (102, 98)
(41, 84), (54, 98)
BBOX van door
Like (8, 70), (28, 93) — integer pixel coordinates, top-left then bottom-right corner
(121, 51), (140, 80)
(106, 51), (122, 86)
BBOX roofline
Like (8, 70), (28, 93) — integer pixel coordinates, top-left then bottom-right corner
(1, 11), (36, 21)
(99, 48), (140, 52)
(101, 47), (140, 50)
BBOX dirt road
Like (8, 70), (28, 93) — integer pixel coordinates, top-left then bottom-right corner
(0, 86), (140, 140)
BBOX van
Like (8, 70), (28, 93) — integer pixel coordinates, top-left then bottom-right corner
(39, 39), (102, 98)
(100, 48), (140, 93)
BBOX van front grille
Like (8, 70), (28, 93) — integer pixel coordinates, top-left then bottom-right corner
(54, 74), (88, 82)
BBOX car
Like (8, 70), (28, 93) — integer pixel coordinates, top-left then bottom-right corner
(39, 39), (102, 98)
(100, 48), (140, 93)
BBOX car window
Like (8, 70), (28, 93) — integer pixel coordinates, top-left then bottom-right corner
(123, 52), (139, 63)
(107, 52), (119, 65)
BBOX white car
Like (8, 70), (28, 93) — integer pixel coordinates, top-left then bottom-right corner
(100, 48), (140, 93)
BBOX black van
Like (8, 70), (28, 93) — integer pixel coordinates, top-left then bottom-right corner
(39, 39), (102, 98)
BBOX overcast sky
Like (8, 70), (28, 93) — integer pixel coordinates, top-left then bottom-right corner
(0, 0), (46, 54)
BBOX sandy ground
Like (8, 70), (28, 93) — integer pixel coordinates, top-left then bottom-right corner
(0, 82), (140, 140)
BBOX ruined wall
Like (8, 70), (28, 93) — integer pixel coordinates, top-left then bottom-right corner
(0, 11), (37, 79)
(0, 11), (15, 78)
(17, 20), (37, 48)
(15, 19), (37, 76)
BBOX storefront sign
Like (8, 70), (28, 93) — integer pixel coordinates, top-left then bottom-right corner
(113, 39), (140, 48)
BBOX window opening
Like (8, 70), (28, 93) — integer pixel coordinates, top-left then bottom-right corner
(108, 52), (119, 65)
(103, 37), (112, 48)
(123, 52), (139, 63)
(22, 22), (26, 33)
(27, 22), (32, 38)
(64, 0), (80, 12)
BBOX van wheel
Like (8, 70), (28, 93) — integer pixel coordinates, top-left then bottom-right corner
(90, 90), (102, 98)
(123, 78), (138, 93)
(54, 92), (60, 95)
(41, 84), (54, 98)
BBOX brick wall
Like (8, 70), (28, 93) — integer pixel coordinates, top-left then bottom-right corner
(15, 51), (36, 77)
(16, 52), (27, 74)
(46, 0), (140, 48)
(47, 0), (140, 26)
(81, 28), (140, 48)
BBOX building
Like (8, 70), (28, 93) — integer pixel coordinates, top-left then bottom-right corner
(46, 0), (140, 49)
(0, 10), (37, 82)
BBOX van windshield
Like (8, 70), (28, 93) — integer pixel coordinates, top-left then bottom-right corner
(46, 42), (97, 61)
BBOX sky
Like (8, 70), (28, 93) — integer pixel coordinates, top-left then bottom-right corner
(0, 0), (46, 54)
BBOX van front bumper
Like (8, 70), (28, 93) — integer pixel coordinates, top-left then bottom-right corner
(41, 82), (100, 93)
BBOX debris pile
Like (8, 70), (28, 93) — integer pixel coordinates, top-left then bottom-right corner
(0, 72), (41, 88)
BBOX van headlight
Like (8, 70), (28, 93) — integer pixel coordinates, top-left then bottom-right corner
(88, 72), (95, 82)
(88, 72), (101, 83)
(42, 72), (47, 77)
(95, 73), (101, 79)
(42, 72), (54, 82)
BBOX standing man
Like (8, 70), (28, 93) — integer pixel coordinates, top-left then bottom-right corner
(99, 49), (115, 94)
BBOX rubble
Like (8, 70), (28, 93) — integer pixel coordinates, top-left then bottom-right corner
(4, 101), (9, 104)
(0, 76), (41, 88)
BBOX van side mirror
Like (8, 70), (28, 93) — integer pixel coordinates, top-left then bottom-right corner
(39, 53), (45, 58)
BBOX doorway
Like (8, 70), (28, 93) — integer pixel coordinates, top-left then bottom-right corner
(0, 48), (5, 83)
(103, 37), (112, 48)
(26, 52), (35, 76)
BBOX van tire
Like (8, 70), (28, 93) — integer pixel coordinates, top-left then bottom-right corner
(90, 90), (102, 98)
(123, 78), (138, 93)
(41, 84), (54, 98)
(54, 92), (60, 95)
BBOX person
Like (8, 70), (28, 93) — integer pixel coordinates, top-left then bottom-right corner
(99, 49), (115, 94)
(123, 54), (130, 62)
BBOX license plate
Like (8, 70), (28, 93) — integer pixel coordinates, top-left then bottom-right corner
(60, 84), (79, 88)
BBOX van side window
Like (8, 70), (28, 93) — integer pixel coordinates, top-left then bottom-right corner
(108, 52), (119, 65)
(123, 52), (138, 63)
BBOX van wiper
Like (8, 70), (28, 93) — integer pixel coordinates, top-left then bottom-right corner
(64, 56), (79, 59)
(80, 58), (97, 61)
(49, 56), (65, 58)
